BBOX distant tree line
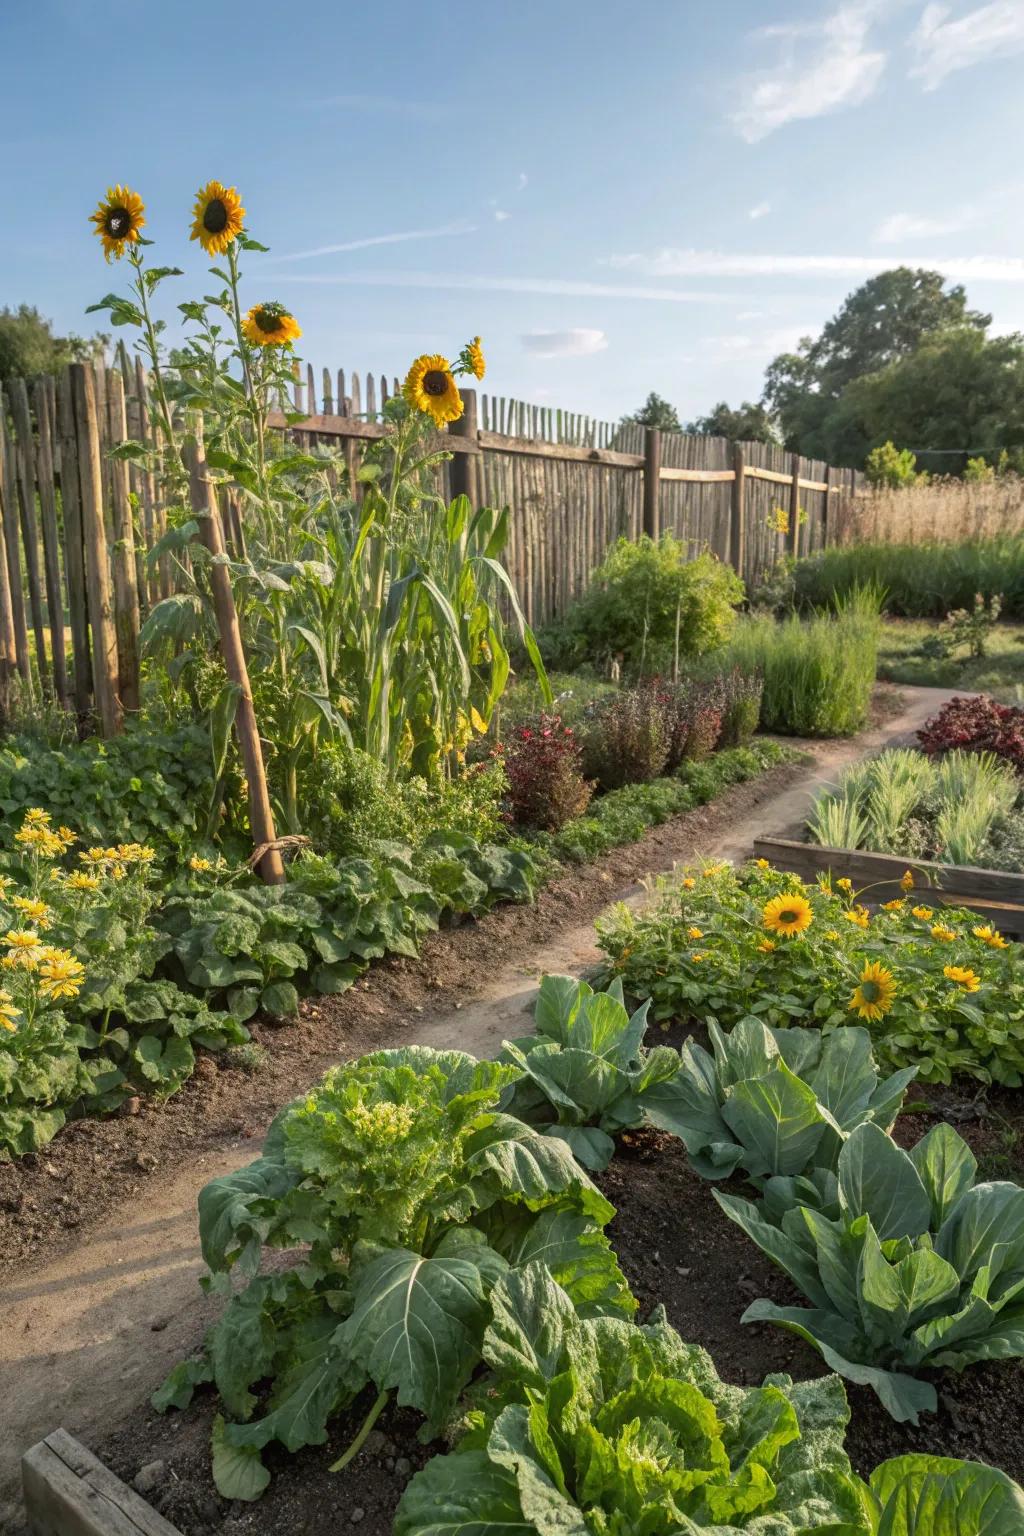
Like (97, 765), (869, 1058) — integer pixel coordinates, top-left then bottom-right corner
(0, 305), (104, 383)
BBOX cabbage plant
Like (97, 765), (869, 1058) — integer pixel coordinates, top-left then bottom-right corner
(649, 1016), (916, 1184)
(717, 1120), (1024, 1422)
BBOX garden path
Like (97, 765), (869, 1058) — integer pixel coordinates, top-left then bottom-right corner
(0, 684), (958, 1530)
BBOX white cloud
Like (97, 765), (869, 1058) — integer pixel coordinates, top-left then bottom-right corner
(517, 172), (529, 190)
(494, 209), (511, 222)
(605, 248), (1024, 282)
(733, 4), (887, 142)
(272, 221), (476, 263)
(276, 271), (732, 302)
(521, 328), (608, 358)
(874, 209), (974, 242)
(748, 201), (772, 220)
(910, 2), (1024, 90)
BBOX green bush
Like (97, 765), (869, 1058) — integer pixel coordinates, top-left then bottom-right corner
(793, 536), (1024, 619)
(580, 687), (669, 790)
(721, 590), (880, 737)
(865, 439), (923, 488)
(539, 535), (744, 676)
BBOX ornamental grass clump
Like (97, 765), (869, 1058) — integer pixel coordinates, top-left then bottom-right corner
(597, 859), (1024, 1086)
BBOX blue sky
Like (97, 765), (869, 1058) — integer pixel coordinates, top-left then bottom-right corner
(4, 0), (1024, 425)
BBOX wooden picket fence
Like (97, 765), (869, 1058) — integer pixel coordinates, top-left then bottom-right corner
(0, 352), (864, 736)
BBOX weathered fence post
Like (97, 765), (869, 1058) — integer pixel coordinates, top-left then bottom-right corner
(787, 452), (801, 558)
(448, 387), (481, 506)
(71, 363), (121, 737)
(821, 465), (832, 548)
(106, 371), (142, 714)
(8, 377), (51, 693)
(33, 378), (69, 709)
(186, 441), (285, 886)
(730, 442), (746, 578)
(643, 426), (661, 539)
(56, 367), (92, 715)
(0, 395), (30, 689)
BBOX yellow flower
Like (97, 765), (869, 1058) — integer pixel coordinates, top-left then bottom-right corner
(763, 892), (813, 937)
(242, 302), (302, 347)
(0, 989), (18, 1031)
(758, 938), (776, 953)
(825, 929), (840, 941)
(900, 870), (915, 892)
(116, 843), (156, 864)
(58, 827), (77, 848)
(190, 856), (213, 872)
(190, 180), (245, 255)
(66, 872), (101, 892)
(11, 896), (51, 928)
(837, 877), (853, 892)
(682, 877), (696, 890)
(944, 964), (980, 992)
(691, 952), (705, 963)
(37, 947), (86, 1000)
(90, 185), (146, 261)
(882, 899), (905, 912)
(23, 808), (51, 826)
(460, 336), (486, 380)
(755, 858), (770, 870)
(912, 905), (934, 920)
(931, 924), (956, 942)
(769, 505), (790, 535)
(702, 865), (724, 878)
(973, 924), (1008, 949)
(687, 926), (704, 940)
(15, 825), (63, 857)
(403, 354), (464, 428)
(849, 960), (897, 1022)
(80, 847), (110, 865)
(843, 907), (870, 930)
(4, 930), (43, 969)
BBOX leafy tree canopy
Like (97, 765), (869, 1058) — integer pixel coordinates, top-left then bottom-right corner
(686, 398), (779, 444)
(0, 305), (100, 383)
(620, 391), (681, 432)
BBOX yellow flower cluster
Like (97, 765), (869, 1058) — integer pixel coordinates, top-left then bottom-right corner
(14, 808), (75, 860)
(0, 990), (20, 1032)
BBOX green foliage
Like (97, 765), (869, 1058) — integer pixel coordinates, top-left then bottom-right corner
(396, 1262), (870, 1535)
(597, 860), (1024, 1087)
(541, 535), (744, 676)
(654, 1016), (914, 1186)
(0, 304), (99, 381)
(720, 590), (880, 737)
(866, 1454), (1024, 1534)
(686, 398), (780, 443)
(501, 975), (683, 1170)
(717, 1120), (1024, 1422)
(865, 441), (923, 488)
(157, 1047), (633, 1498)
(964, 455), (996, 483)
(795, 538), (1024, 620)
(620, 390), (681, 432)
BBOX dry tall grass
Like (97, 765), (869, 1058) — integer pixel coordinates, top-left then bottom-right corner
(837, 476), (1024, 545)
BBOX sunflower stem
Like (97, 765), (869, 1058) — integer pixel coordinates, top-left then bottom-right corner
(329, 1388), (389, 1473)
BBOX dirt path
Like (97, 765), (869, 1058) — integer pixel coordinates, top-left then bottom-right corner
(0, 686), (955, 1529)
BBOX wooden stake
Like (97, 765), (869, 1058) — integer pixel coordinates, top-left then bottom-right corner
(788, 452), (801, 558)
(106, 370), (141, 713)
(643, 426), (661, 540)
(0, 396), (29, 687)
(71, 363), (121, 736)
(729, 442), (746, 579)
(57, 366), (92, 714)
(448, 388), (481, 504)
(33, 378), (69, 708)
(7, 377), (51, 692)
(186, 441), (284, 885)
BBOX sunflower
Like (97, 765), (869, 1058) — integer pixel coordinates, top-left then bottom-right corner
(843, 906), (870, 930)
(23, 808), (51, 827)
(37, 948), (86, 1001)
(459, 336), (486, 380)
(849, 960), (897, 1022)
(754, 858), (770, 870)
(687, 926), (704, 940)
(190, 181), (245, 255)
(242, 302), (302, 348)
(90, 185), (146, 261)
(973, 924), (1008, 949)
(758, 938), (776, 953)
(882, 899), (905, 912)
(681, 877), (696, 890)
(900, 870), (915, 892)
(837, 877), (853, 892)
(762, 892), (813, 937)
(912, 905), (934, 921)
(66, 872), (101, 892)
(944, 964), (980, 992)
(11, 897), (51, 928)
(931, 923), (957, 942)
(403, 354), (464, 428)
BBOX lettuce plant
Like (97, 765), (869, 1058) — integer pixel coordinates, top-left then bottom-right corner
(501, 974), (683, 1169)
(865, 1454), (1024, 1535)
(653, 1017), (915, 1184)
(717, 1120), (1024, 1422)
(395, 1262), (873, 1534)
(155, 1046), (633, 1499)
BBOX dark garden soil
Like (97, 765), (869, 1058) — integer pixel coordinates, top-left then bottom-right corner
(0, 757), (799, 1277)
(97, 1073), (1024, 1536)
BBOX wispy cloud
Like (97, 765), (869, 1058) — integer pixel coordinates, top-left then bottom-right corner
(271, 221), (477, 263)
(605, 248), (1024, 282)
(517, 172), (529, 190)
(733, 3), (887, 141)
(494, 209), (511, 222)
(521, 328), (608, 358)
(874, 209), (974, 242)
(910, 2), (1024, 90)
(274, 270), (732, 302)
(702, 327), (810, 361)
(748, 201), (772, 220)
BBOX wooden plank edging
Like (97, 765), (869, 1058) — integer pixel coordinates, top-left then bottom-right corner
(22, 1430), (183, 1536)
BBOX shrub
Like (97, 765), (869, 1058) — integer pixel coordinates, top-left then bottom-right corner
(716, 666), (763, 747)
(793, 536), (1024, 619)
(865, 439), (923, 488)
(540, 535), (744, 676)
(657, 677), (724, 769)
(500, 714), (592, 831)
(580, 686), (670, 790)
(597, 859), (1024, 1087)
(919, 694), (1024, 773)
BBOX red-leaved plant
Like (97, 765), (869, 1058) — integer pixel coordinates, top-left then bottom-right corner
(918, 694), (1024, 772)
(499, 714), (593, 830)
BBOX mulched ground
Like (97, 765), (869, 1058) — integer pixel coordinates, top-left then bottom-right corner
(0, 757), (799, 1276)
(97, 1072), (1024, 1536)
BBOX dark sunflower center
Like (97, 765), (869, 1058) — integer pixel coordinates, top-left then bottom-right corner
(203, 198), (228, 234)
(423, 370), (450, 397)
(860, 980), (881, 1002)
(254, 308), (283, 333)
(105, 208), (131, 238)
(780, 909), (799, 924)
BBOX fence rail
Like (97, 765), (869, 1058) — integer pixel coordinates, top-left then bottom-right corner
(0, 353), (864, 734)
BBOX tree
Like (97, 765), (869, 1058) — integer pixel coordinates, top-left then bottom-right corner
(864, 441), (923, 488)
(763, 268), (991, 459)
(0, 305), (98, 382)
(621, 391), (681, 432)
(686, 399), (779, 444)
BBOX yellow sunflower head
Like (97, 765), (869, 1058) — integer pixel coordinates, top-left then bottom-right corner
(762, 892), (813, 938)
(458, 336), (486, 380)
(682, 877), (696, 890)
(882, 899), (905, 912)
(912, 905), (934, 921)
(242, 302), (302, 348)
(944, 964), (980, 991)
(190, 181), (245, 255)
(849, 960), (897, 1022)
(843, 906), (870, 930)
(900, 870), (915, 892)
(758, 938), (776, 953)
(687, 926), (704, 940)
(403, 354), (464, 428)
(931, 924), (956, 942)
(90, 185), (146, 261)
(973, 924), (1008, 949)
